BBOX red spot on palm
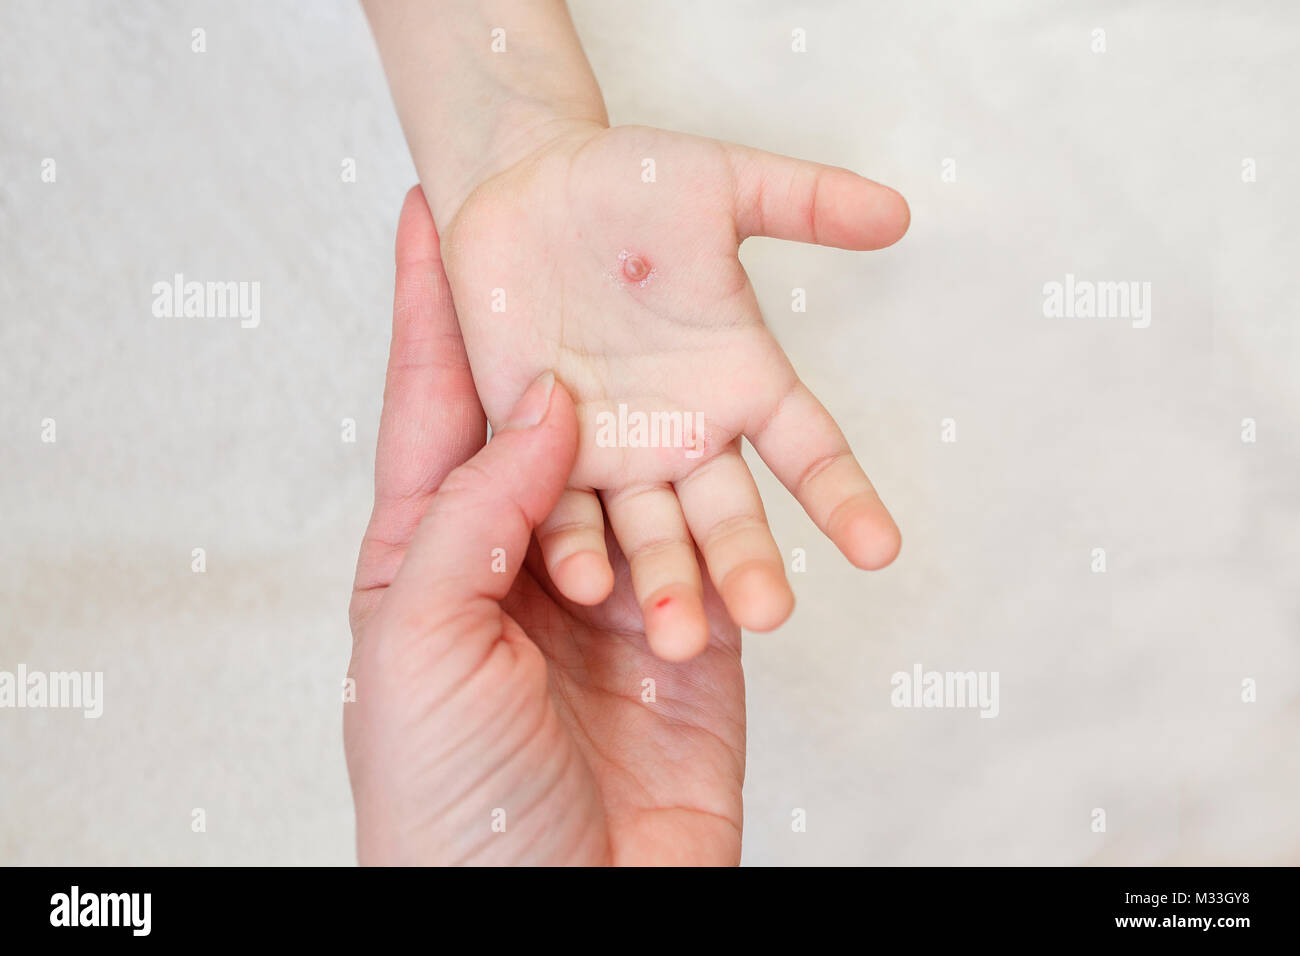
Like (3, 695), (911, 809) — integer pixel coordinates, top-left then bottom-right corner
(617, 250), (655, 286)
(623, 255), (650, 282)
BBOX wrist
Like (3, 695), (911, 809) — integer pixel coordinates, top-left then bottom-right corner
(430, 111), (606, 233)
(364, 0), (608, 229)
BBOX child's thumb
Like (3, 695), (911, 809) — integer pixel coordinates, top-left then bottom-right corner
(727, 142), (910, 250)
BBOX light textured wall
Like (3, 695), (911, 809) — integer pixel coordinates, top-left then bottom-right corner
(1, 0), (1296, 865)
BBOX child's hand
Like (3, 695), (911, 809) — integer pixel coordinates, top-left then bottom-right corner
(441, 122), (909, 660)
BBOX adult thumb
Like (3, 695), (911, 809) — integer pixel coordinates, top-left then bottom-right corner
(380, 371), (578, 633)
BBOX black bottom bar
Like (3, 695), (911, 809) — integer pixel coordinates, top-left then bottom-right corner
(0, 865), (1286, 942)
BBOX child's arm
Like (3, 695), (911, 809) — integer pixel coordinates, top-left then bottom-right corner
(361, 0), (607, 229)
(362, 0), (910, 662)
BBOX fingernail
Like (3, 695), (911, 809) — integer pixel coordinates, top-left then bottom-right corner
(504, 371), (555, 430)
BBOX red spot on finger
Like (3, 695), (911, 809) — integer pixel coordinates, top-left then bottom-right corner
(654, 596), (673, 610)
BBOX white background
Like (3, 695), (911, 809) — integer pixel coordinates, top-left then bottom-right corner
(2, 0), (1297, 865)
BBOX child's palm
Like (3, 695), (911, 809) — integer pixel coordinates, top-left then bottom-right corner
(444, 125), (909, 659)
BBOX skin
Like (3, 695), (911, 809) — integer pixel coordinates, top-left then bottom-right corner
(364, 0), (911, 660)
(445, 123), (909, 662)
(347, 188), (745, 865)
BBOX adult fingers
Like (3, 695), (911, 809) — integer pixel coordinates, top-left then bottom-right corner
(351, 186), (486, 630)
(380, 373), (577, 659)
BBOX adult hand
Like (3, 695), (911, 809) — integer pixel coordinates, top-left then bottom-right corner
(345, 188), (745, 865)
